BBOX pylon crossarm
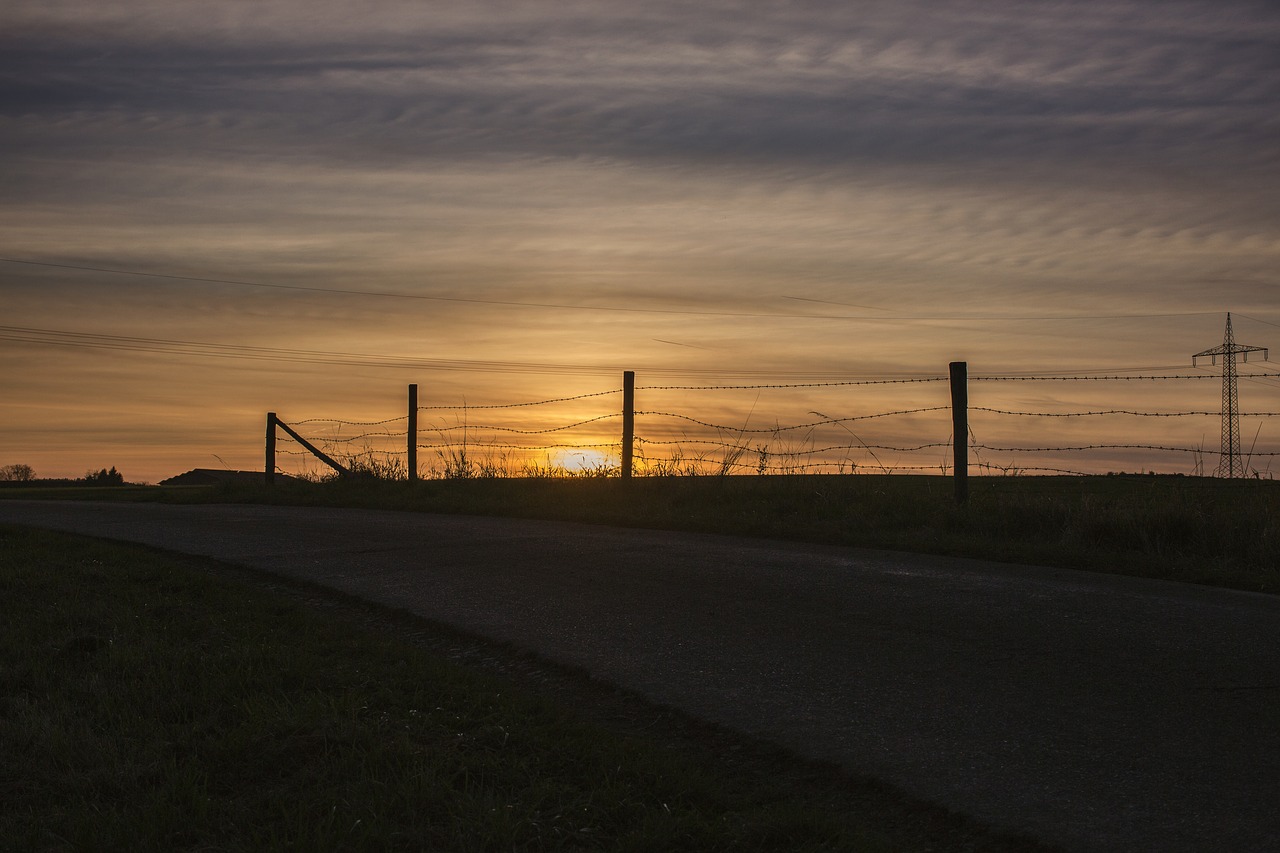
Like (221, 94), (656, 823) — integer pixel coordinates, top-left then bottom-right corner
(1241, 346), (1269, 363)
(1193, 345), (1267, 363)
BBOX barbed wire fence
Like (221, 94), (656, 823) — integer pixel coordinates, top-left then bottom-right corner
(631, 376), (955, 477)
(966, 372), (1280, 479)
(264, 364), (1280, 489)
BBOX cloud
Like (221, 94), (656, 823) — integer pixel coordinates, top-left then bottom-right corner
(3, 0), (1275, 177)
(2, 0), (1278, 478)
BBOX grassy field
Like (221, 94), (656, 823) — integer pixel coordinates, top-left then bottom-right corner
(0, 526), (1051, 852)
(25, 472), (1276, 593)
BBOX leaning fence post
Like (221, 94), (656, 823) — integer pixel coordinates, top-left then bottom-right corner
(621, 370), (635, 478)
(950, 362), (968, 504)
(265, 412), (277, 486)
(408, 383), (418, 482)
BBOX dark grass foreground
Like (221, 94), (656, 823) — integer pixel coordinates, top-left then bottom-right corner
(80, 473), (1280, 593)
(0, 527), (1050, 852)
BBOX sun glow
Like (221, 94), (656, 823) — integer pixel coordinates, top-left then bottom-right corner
(550, 448), (617, 475)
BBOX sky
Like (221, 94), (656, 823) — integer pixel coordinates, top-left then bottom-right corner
(2, 0), (1278, 482)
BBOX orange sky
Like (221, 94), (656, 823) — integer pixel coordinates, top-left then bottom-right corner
(2, 1), (1278, 482)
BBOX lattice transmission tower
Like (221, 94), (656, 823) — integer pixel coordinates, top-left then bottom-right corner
(1192, 313), (1269, 478)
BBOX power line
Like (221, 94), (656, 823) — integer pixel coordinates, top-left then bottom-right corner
(0, 323), (994, 380)
(0, 256), (1229, 323)
(1237, 314), (1280, 330)
(0, 257), (827, 320)
(0, 324), (624, 376)
(0, 324), (851, 379)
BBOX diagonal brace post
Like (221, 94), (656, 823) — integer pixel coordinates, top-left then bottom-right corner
(274, 417), (352, 478)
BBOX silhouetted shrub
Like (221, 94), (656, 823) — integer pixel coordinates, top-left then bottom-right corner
(83, 466), (125, 486)
(0, 463), (36, 481)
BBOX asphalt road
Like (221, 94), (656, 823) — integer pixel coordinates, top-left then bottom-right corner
(3, 500), (1277, 852)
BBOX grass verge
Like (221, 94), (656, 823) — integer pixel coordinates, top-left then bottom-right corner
(0, 526), (1051, 852)
(38, 473), (1277, 593)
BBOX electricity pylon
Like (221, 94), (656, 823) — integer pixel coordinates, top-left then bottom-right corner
(1192, 313), (1269, 478)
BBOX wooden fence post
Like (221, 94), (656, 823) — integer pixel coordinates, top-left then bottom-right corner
(621, 370), (635, 478)
(950, 362), (968, 504)
(265, 412), (276, 486)
(408, 383), (418, 482)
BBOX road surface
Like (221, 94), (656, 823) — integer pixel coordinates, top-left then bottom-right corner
(2, 500), (1277, 852)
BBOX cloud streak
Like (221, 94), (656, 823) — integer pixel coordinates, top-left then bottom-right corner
(5, 1), (1276, 171)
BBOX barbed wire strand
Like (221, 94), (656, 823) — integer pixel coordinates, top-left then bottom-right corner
(970, 374), (1275, 381)
(971, 407), (1280, 418)
(417, 389), (621, 410)
(974, 464), (1093, 476)
(416, 442), (621, 452)
(637, 378), (947, 390)
(634, 407), (949, 434)
(635, 437), (951, 454)
(637, 462), (949, 474)
(972, 443), (1219, 455)
(296, 431), (409, 444)
(426, 413), (621, 434)
(291, 414), (409, 427)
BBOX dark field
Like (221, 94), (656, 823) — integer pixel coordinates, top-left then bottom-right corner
(17, 473), (1274, 592)
(0, 526), (1052, 852)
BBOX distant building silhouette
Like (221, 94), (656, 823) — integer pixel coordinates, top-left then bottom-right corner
(160, 468), (291, 486)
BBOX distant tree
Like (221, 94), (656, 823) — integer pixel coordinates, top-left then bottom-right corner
(0, 463), (36, 481)
(83, 466), (125, 486)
